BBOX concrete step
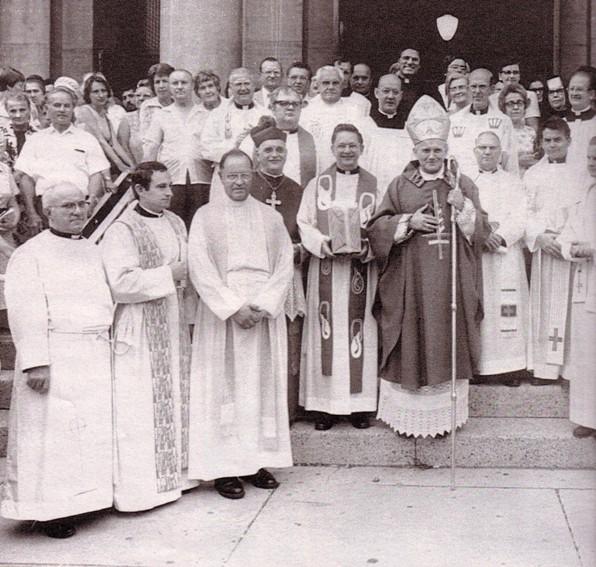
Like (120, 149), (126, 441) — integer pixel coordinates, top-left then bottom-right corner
(291, 418), (596, 469)
(1, 411), (593, 468)
(0, 370), (12, 409)
(0, 373), (569, 417)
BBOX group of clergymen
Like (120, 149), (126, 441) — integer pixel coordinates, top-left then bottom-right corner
(0, 52), (594, 538)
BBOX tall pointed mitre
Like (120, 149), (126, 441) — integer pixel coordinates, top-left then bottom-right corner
(406, 95), (450, 145)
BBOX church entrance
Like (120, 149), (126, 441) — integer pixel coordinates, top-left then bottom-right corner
(338, 0), (555, 86)
(92, 0), (161, 95)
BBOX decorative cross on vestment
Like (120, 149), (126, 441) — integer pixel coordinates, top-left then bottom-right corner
(548, 328), (563, 352)
(266, 191), (282, 210)
(427, 189), (450, 260)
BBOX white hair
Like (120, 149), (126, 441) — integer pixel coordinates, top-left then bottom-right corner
(41, 182), (84, 213)
(315, 65), (342, 83)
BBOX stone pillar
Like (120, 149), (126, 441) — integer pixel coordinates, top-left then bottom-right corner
(0, 0), (50, 76)
(243, 0), (303, 72)
(50, 0), (94, 81)
(559, 0), (591, 78)
(161, 0), (242, 83)
(303, 0), (338, 73)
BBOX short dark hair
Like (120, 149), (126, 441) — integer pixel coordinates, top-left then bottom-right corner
(194, 70), (221, 95)
(331, 123), (363, 145)
(83, 74), (112, 104)
(540, 116), (571, 141)
(259, 57), (282, 73)
(130, 161), (169, 198)
(147, 63), (175, 88)
(0, 66), (25, 92)
(219, 148), (253, 170)
(25, 74), (46, 91)
(499, 59), (520, 72)
(286, 62), (312, 80)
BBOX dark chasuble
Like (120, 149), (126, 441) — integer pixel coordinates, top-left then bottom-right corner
(314, 165), (377, 393)
(367, 161), (491, 390)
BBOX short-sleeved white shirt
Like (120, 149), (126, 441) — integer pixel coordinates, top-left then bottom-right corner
(14, 124), (109, 196)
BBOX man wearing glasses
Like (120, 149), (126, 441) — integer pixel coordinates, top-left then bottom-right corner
(1, 182), (114, 538)
(564, 66), (596, 168)
(544, 76), (568, 119)
(241, 86), (316, 187)
(490, 60), (540, 131)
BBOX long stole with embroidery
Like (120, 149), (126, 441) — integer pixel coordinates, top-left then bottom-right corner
(119, 211), (185, 492)
(315, 167), (376, 393)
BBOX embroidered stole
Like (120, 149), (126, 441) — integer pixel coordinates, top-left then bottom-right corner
(117, 210), (189, 491)
(315, 166), (376, 393)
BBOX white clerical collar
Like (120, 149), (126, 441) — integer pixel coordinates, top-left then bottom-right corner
(572, 106), (591, 116)
(378, 108), (397, 119)
(336, 166), (360, 175)
(135, 203), (164, 218)
(419, 164), (445, 181)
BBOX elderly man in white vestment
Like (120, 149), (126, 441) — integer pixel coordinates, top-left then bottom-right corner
(300, 66), (375, 173)
(101, 161), (197, 511)
(525, 117), (584, 384)
(448, 68), (519, 178)
(187, 149), (294, 499)
(559, 137), (596, 437)
(472, 132), (529, 386)
(1, 183), (113, 538)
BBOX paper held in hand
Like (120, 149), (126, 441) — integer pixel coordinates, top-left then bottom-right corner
(329, 204), (362, 254)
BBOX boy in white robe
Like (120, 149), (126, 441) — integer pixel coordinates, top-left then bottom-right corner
(1, 183), (113, 538)
(187, 149), (293, 499)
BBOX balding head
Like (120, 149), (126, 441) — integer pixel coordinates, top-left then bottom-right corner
(469, 68), (493, 111)
(351, 63), (372, 95)
(316, 66), (343, 104)
(228, 67), (255, 106)
(375, 74), (403, 114)
(43, 182), (89, 234)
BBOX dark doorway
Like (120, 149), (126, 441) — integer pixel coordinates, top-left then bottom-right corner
(339, 0), (554, 87)
(93, 0), (160, 96)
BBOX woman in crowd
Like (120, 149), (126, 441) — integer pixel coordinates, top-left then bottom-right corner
(446, 72), (470, 113)
(499, 83), (538, 175)
(76, 73), (134, 176)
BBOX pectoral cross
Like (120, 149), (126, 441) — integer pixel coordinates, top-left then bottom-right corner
(428, 189), (449, 260)
(266, 191), (282, 210)
(548, 328), (563, 352)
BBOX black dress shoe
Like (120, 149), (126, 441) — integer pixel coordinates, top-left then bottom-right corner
(503, 378), (521, 387)
(531, 378), (553, 386)
(573, 425), (596, 439)
(214, 477), (245, 499)
(314, 412), (334, 431)
(349, 412), (370, 429)
(242, 468), (279, 489)
(42, 522), (76, 539)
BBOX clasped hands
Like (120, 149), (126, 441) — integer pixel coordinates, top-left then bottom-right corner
(232, 303), (268, 329)
(570, 241), (593, 260)
(536, 232), (563, 259)
(321, 238), (369, 260)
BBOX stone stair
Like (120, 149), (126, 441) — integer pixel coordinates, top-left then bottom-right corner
(1, 365), (595, 468)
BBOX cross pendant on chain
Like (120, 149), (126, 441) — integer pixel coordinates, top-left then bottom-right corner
(266, 190), (282, 210)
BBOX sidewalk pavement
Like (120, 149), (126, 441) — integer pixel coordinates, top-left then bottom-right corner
(1, 463), (595, 567)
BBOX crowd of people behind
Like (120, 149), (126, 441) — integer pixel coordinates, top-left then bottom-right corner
(0, 49), (594, 538)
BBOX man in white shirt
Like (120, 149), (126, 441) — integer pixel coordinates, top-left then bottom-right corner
(144, 69), (210, 228)
(15, 87), (109, 234)
(254, 57), (283, 109)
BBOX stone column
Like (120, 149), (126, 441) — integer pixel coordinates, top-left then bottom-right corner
(160, 0), (242, 83)
(50, 0), (94, 81)
(303, 0), (338, 73)
(559, 0), (592, 77)
(242, 0), (303, 72)
(0, 0), (50, 76)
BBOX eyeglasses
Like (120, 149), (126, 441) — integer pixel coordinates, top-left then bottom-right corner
(501, 70), (520, 75)
(548, 88), (565, 95)
(274, 100), (301, 108)
(51, 200), (90, 211)
(529, 87), (544, 92)
(505, 100), (525, 108)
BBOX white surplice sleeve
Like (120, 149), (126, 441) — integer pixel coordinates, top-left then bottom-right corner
(251, 217), (294, 318)
(187, 210), (245, 321)
(297, 177), (329, 258)
(101, 222), (176, 303)
(5, 248), (50, 370)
